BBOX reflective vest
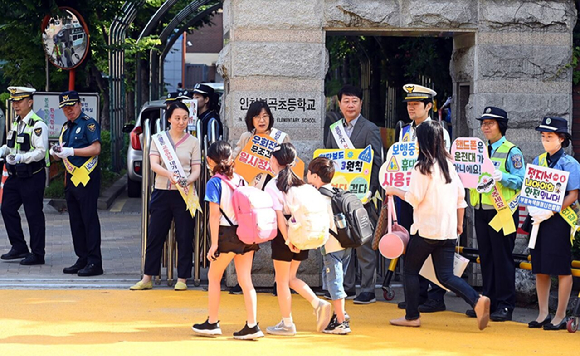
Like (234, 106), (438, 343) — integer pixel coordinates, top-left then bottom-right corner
(470, 140), (517, 206)
(7, 113), (49, 167)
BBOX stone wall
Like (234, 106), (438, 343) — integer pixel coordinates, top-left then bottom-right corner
(218, 0), (577, 288)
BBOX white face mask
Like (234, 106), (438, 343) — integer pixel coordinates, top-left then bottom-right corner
(542, 140), (561, 153)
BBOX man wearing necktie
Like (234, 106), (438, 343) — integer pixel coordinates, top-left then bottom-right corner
(466, 106), (525, 321)
(50, 90), (103, 277)
(325, 85), (384, 304)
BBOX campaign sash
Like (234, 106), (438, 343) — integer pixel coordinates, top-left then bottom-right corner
(59, 124), (98, 187)
(330, 120), (355, 149)
(269, 127), (287, 144)
(152, 132), (202, 217)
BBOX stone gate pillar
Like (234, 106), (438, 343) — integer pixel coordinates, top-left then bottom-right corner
(218, 0), (327, 287)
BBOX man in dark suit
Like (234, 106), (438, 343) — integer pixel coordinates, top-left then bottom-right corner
(325, 85), (383, 304)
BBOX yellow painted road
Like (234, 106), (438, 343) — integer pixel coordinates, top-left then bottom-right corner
(0, 290), (577, 355)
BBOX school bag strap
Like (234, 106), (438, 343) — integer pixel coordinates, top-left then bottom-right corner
(214, 173), (245, 226)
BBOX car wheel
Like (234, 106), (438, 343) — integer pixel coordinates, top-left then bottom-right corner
(127, 176), (141, 198)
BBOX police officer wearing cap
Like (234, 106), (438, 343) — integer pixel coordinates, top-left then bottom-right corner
(165, 91), (180, 109)
(50, 90), (103, 277)
(466, 106), (525, 321)
(396, 83), (450, 313)
(0, 87), (49, 265)
(528, 116), (579, 330)
(192, 83), (223, 143)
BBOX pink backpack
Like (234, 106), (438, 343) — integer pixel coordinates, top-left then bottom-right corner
(215, 174), (278, 244)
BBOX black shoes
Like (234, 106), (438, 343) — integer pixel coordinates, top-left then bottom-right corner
(192, 318), (222, 337)
(78, 264), (103, 277)
(528, 315), (551, 328)
(353, 292), (376, 304)
(1, 248), (28, 260)
(345, 290), (357, 300)
(466, 309), (476, 318)
(19, 254), (45, 265)
(490, 308), (512, 322)
(229, 284), (243, 295)
(233, 322), (264, 340)
(543, 318), (568, 330)
(418, 299), (446, 313)
(63, 261), (87, 274)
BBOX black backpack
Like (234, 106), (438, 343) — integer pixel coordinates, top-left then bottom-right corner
(319, 187), (373, 248)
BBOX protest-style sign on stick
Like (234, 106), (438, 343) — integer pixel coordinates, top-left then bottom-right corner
(313, 145), (374, 200)
(234, 133), (304, 187)
(518, 163), (571, 248)
(379, 141), (419, 192)
(452, 137), (517, 234)
(451, 137), (495, 192)
(181, 99), (198, 133)
(518, 164), (569, 212)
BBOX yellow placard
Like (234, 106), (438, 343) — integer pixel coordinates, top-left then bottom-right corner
(234, 134), (304, 185)
(313, 146), (374, 200)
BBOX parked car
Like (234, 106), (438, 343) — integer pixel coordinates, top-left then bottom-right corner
(122, 100), (166, 197)
(122, 83), (224, 198)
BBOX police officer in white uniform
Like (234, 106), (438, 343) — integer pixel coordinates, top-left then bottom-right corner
(0, 87), (49, 265)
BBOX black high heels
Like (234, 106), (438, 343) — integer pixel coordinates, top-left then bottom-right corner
(543, 318), (568, 331)
(528, 315), (551, 328)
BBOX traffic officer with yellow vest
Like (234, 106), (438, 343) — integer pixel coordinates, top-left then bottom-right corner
(0, 87), (49, 265)
(466, 106), (525, 321)
(50, 90), (103, 277)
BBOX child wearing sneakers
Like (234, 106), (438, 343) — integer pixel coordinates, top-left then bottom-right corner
(264, 143), (332, 336)
(307, 156), (351, 334)
(192, 141), (263, 340)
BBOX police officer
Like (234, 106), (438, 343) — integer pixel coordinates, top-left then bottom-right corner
(50, 90), (103, 277)
(396, 84), (449, 313)
(165, 91), (180, 110)
(192, 83), (223, 143)
(466, 107), (525, 321)
(0, 87), (49, 265)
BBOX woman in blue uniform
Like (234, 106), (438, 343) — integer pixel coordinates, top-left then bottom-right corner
(527, 116), (580, 330)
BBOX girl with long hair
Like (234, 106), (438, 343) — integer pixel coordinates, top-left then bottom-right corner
(385, 120), (491, 330)
(264, 142), (332, 336)
(192, 141), (263, 340)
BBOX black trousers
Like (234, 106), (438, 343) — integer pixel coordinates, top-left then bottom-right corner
(1, 169), (46, 257)
(65, 169), (102, 266)
(397, 198), (446, 303)
(144, 190), (195, 279)
(474, 208), (518, 312)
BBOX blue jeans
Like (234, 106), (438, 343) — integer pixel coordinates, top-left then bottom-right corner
(323, 249), (351, 300)
(404, 235), (479, 320)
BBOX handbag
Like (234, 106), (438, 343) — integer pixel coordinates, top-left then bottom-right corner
(372, 199), (389, 250)
(378, 196), (410, 259)
(419, 246), (470, 291)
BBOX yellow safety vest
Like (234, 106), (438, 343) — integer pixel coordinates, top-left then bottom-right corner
(11, 113), (50, 167)
(470, 140), (517, 207)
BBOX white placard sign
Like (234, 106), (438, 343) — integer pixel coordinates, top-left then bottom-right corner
(33, 92), (100, 139)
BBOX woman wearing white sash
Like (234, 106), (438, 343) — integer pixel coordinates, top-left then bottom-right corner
(130, 102), (202, 291)
(233, 101), (290, 160)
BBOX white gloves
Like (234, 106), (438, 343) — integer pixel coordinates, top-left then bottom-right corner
(527, 206), (554, 224)
(492, 169), (503, 182)
(6, 155), (17, 165)
(0, 146), (5, 157)
(55, 147), (74, 159)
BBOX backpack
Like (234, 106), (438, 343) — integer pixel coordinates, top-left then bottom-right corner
(285, 185), (329, 250)
(319, 186), (373, 248)
(215, 174), (277, 244)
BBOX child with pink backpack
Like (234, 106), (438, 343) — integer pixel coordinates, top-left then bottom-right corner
(192, 141), (264, 340)
(264, 143), (332, 336)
